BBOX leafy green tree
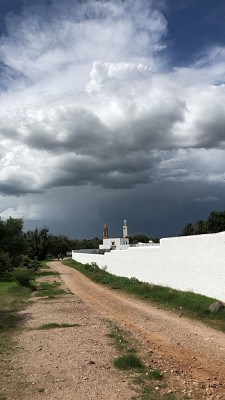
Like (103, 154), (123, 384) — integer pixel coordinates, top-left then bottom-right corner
(48, 235), (70, 257)
(0, 217), (26, 267)
(181, 223), (195, 236)
(180, 210), (225, 236)
(129, 235), (150, 244)
(69, 239), (80, 250)
(150, 236), (159, 243)
(0, 252), (11, 275)
(204, 211), (225, 233)
(24, 227), (50, 260)
(193, 220), (206, 235)
(72, 237), (102, 250)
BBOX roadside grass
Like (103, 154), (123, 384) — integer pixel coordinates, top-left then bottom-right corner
(38, 322), (80, 330)
(106, 322), (181, 400)
(35, 270), (60, 278)
(0, 266), (67, 354)
(107, 326), (129, 352)
(0, 273), (33, 353)
(64, 259), (225, 332)
(113, 353), (144, 370)
(34, 281), (67, 298)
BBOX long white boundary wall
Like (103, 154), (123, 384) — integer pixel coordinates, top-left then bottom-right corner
(72, 232), (225, 301)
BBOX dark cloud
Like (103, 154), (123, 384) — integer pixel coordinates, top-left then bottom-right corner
(0, 0), (225, 238)
(0, 180), (43, 196)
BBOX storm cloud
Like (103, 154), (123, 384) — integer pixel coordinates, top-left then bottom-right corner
(0, 0), (225, 237)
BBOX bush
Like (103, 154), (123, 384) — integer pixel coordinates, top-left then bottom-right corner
(12, 268), (33, 287)
(19, 255), (40, 271)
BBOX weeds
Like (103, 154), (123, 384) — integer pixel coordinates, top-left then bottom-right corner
(107, 329), (128, 351)
(0, 275), (33, 353)
(113, 353), (144, 370)
(34, 281), (66, 297)
(146, 369), (163, 380)
(35, 270), (59, 278)
(0, 268), (66, 354)
(38, 322), (79, 330)
(105, 323), (172, 399)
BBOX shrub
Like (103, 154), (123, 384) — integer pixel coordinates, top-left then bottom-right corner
(19, 255), (40, 270)
(12, 268), (33, 287)
(29, 260), (41, 270)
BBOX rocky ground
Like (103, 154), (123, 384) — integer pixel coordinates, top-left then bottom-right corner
(1, 261), (225, 399)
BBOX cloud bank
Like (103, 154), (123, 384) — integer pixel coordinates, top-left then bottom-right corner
(0, 0), (225, 236)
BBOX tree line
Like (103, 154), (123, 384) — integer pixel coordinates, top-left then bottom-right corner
(0, 217), (161, 274)
(0, 217), (104, 273)
(181, 210), (225, 236)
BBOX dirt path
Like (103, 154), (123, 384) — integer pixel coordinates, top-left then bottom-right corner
(50, 261), (225, 399)
(1, 273), (137, 400)
(1, 261), (225, 400)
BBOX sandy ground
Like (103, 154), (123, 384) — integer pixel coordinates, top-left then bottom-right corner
(1, 260), (225, 399)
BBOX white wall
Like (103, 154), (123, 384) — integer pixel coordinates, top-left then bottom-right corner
(99, 237), (129, 250)
(72, 232), (225, 301)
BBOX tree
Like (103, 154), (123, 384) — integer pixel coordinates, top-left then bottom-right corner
(24, 227), (50, 260)
(0, 217), (26, 267)
(180, 210), (225, 236)
(0, 252), (11, 275)
(204, 211), (225, 233)
(181, 223), (195, 236)
(48, 235), (70, 257)
(129, 235), (150, 244)
(193, 220), (205, 235)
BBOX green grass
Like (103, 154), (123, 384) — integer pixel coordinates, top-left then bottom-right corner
(34, 281), (66, 297)
(38, 322), (80, 330)
(0, 266), (67, 352)
(132, 375), (145, 385)
(107, 329), (129, 351)
(35, 270), (59, 277)
(64, 259), (225, 332)
(146, 369), (163, 380)
(114, 353), (144, 370)
(0, 274), (33, 353)
(105, 323), (173, 398)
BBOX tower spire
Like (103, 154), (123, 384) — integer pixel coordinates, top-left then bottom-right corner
(103, 221), (108, 239)
(123, 219), (128, 238)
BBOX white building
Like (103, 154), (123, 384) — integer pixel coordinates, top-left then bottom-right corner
(99, 220), (129, 250)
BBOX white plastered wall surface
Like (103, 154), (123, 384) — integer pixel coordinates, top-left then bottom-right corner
(72, 232), (225, 301)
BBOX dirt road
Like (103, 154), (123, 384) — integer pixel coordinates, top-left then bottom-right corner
(50, 261), (225, 399)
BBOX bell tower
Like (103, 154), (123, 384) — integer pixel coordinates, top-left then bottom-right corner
(123, 219), (128, 238)
(103, 221), (109, 239)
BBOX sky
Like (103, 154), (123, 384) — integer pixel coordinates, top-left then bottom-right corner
(0, 0), (225, 240)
